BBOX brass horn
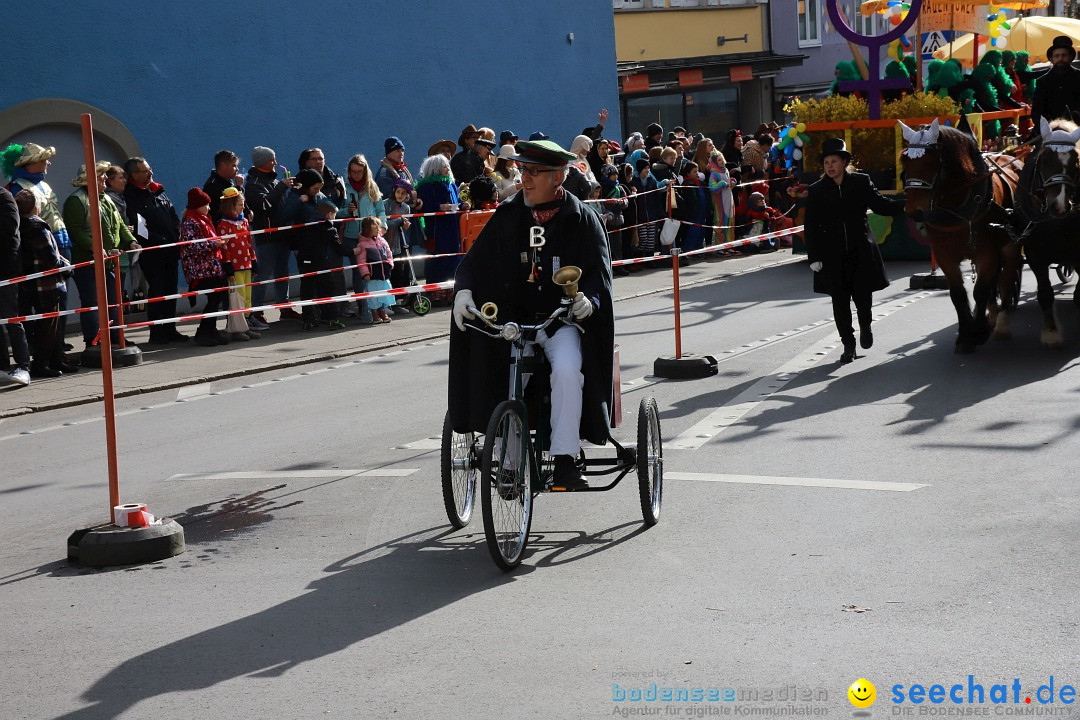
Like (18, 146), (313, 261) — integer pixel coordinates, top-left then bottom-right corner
(552, 265), (582, 297)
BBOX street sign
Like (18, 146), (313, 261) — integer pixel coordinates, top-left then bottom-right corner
(921, 30), (955, 60)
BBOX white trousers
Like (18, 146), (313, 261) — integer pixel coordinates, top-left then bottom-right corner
(521, 324), (584, 456)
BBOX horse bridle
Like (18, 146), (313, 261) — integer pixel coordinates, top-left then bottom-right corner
(902, 141), (994, 228)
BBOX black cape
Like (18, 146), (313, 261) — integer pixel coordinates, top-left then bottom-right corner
(448, 191), (614, 445)
(805, 171), (903, 296)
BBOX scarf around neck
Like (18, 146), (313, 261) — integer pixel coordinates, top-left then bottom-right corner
(12, 167), (46, 184)
(183, 209), (219, 240)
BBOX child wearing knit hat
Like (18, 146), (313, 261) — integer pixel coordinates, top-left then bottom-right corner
(179, 188), (230, 346)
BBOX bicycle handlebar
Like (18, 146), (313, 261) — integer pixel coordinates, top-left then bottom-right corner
(464, 303), (583, 341)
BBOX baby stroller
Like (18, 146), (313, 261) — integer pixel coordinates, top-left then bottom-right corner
(399, 243), (431, 316)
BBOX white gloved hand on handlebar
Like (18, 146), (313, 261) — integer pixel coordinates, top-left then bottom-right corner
(452, 289), (475, 331)
(571, 292), (594, 320)
(810, 262), (822, 272)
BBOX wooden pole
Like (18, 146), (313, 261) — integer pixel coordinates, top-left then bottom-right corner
(80, 114), (121, 524)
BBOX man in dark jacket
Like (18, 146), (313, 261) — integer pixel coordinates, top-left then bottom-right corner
(450, 124), (480, 183)
(0, 187), (31, 385)
(245, 146), (292, 329)
(1032, 35), (1080, 128)
(805, 138), (905, 363)
(122, 157), (187, 344)
(202, 149), (245, 223)
(449, 140), (614, 490)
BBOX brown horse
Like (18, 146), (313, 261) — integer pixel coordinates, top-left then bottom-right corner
(899, 119), (1022, 352)
(1011, 117), (1080, 348)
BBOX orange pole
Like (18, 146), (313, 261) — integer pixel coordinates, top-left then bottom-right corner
(81, 114), (121, 524)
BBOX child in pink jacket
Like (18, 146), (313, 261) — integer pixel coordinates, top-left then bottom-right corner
(354, 216), (395, 323)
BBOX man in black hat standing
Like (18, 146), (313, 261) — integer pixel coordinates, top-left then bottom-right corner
(805, 138), (905, 363)
(1032, 35), (1080, 128)
(448, 140), (614, 490)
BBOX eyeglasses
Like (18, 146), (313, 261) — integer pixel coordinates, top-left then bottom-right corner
(520, 166), (561, 178)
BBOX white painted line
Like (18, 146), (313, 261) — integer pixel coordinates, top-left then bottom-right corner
(666, 336), (836, 450)
(667, 292), (934, 451)
(396, 437), (442, 450)
(666, 472), (927, 492)
(176, 383), (213, 400)
(167, 468), (418, 481)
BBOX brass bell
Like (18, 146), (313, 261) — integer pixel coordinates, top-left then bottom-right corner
(552, 265), (582, 297)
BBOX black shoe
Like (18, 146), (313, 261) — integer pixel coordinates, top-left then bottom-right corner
(860, 326), (873, 349)
(194, 334), (218, 347)
(148, 330), (171, 345)
(552, 455), (588, 491)
(166, 329), (189, 343)
(30, 366), (62, 378)
(57, 362), (80, 373)
(840, 341), (856, 364)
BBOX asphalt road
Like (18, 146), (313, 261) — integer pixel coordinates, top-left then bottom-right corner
(4, 257), (1080, 719)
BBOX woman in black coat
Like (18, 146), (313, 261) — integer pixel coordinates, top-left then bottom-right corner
(805, 138), (905, 363)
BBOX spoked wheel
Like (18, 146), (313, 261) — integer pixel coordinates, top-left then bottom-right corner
(1056, 264), (1074, 284)
(480, 400), (534, 571)
(636, 397), (663, 526)
(441, 411), (478, 529)
(412, 294), (431, 316)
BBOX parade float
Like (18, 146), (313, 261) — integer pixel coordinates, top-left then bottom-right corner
(787, 0), (1048, 259)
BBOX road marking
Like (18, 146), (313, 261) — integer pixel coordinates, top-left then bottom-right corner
(396, 437), (442, 450)
(176, 383), (213, 400)
(667, 291), (935, 451)
(666, 472), (927, 492)
(167, 468), (419, 481)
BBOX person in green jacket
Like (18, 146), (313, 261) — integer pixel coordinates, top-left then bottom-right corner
(62, 162), (140, 348)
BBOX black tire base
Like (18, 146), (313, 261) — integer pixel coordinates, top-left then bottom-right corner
(908, 273), (950, 290)
(81, 344), (144, 368)
(653, 354), (718, 380)
(67, 518), (186, 567)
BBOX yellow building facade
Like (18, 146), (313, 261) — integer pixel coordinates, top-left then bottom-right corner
(614, 0), (803, 142)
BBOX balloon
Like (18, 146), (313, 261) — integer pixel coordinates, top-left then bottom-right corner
(794, 137), (804, 147)
(890, 14), (902, 26)
(996, 37), (1007, 49)
(990, 29), (1000, 38)
(793, 149), (803, 161)
(796, 123), (806, 133)
(786, 127), (797, 138)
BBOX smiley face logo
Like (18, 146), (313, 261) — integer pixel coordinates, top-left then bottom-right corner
(848, 678), (876, 708)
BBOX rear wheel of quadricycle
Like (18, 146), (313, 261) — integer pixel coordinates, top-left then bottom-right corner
(636, 397), (663, 526)
(412, 294), (431, 316)
(480, 400), (534, 571)
(441, 411), (477, 529)
(1057, 264), (1074, 284)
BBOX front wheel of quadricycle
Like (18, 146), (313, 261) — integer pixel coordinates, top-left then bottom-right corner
(412, 294), (431, 316)
(480, 400), (534, 571)
(637, 397), (663, 526)
(441, 411), (477, 529)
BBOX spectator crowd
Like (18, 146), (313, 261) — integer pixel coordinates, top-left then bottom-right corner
(0, 110), (800, 386)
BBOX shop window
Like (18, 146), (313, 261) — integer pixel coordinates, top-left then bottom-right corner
(798, 0), (821, 48)
(621, 88), (739, 145)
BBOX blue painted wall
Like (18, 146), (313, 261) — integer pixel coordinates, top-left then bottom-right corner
(2, 0), (619, 195)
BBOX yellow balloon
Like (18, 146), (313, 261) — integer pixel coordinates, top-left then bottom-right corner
(786, 128), (797, 138)
(990, 28), (1000, 38)
(796, 123), (806, 133)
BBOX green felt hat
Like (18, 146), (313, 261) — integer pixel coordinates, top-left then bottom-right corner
(510, 140), (577, 167)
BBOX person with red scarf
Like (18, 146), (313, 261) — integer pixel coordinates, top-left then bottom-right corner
(179, 188), (229, 346)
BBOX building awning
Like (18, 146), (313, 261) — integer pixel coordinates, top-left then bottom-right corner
(618, 51), (807, 94)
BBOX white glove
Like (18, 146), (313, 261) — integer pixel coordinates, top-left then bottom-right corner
(452, 289), (475, 331)
(571, 292), (594, 320)
(810, 262), (823, 272)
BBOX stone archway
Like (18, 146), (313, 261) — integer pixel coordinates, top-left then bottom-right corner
(0, 98), (142, 191)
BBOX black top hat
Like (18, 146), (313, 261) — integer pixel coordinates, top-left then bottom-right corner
(1047, 35), (1077, 63)
(819, 137), (852, 163)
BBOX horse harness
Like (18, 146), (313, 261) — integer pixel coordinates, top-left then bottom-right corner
(903, 141), (1011, 248)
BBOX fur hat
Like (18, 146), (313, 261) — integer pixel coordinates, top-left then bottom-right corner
(15, 142), (56, 168)
(186, 187), (212, 210)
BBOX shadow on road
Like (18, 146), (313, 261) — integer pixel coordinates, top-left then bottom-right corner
(51, 525), (525, 720)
